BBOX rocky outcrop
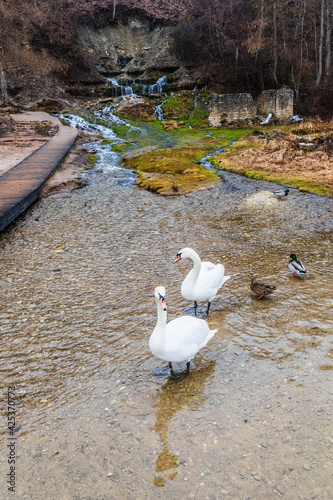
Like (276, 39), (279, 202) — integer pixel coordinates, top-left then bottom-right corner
(77, 15), (186, 87)
(115, 97), (155, 120)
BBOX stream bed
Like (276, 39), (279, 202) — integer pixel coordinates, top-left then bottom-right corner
(0, 123), (333, 499)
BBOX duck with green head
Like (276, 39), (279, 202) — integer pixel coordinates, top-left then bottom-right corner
(273, 188), (289, 200)
(288, 253), (307, 278)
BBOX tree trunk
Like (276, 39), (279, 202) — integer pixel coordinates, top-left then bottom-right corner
(272, 2), (279, 85)
(316, 0), (325, 86)
(0, 63), (9, 104)
(255, 0), (265, 63)
(112, 0), (117, 20)
(324, 0), (332, 80)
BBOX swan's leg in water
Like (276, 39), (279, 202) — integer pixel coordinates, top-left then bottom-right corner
(184, 301), (199, 316)
(169, 361), (190, 383)
(194, 301), (209, 319)
(153, 365), (171, 377)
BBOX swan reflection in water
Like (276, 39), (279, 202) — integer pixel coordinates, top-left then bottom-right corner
(150, 359), (216, 487)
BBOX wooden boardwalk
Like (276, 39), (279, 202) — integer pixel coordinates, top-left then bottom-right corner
(0, 115), (78, 233)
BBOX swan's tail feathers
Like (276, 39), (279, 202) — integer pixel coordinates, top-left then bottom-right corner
(208, 328), (218, 342)
(222, 275), (231, 285)
(197, 328), (218, 352)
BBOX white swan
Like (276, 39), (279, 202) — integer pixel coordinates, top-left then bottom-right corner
(174, 247), (230, 316)
(149, 286), (218, 382)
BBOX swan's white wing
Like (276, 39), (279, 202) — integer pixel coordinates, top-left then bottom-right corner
(201, 261), (216, 271)
(195, 263), (228, 299)
(161, 316), (217, 362)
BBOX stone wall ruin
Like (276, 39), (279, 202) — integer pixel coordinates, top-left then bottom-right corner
(208, 87), (294, 126)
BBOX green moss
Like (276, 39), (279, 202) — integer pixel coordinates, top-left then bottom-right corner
(163, 95), (194, 121)
(162, 94), (209, 128)
(86, 153), (97, 169)
(96, 119), (111, 128)
(215, 165), (333, 197)
(123, 146), (220, 195)
(112, 142), (129, 152)
(79, 115), (95, 124)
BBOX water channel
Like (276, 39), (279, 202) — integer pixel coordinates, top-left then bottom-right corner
(0, 108), (332, 499)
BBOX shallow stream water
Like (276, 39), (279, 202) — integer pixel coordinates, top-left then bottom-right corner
(0, 130), (333, 499)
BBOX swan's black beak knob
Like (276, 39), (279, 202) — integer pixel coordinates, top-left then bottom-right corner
(158, 293), (167, 310)
(173, 253), (182, 263)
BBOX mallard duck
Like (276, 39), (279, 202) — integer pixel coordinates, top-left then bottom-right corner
(174, 247), (230, 317)
(273, 188), (289, 200)
(288, 253), (307, 277)
(250, 277), (276, 299)
(149, 287), (218, 382)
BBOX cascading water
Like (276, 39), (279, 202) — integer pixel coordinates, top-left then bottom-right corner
(142, 75), (167, 94)
(107, 77), (135, 97)
(106, 75), (167, 97)
(105, 75), (168, 119)
(57, 109), (137, 185)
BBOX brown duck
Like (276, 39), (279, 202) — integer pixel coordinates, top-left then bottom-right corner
(250, 277), (276, 299)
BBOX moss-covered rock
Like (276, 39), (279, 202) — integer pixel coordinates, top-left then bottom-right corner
(162, 93), (209, 128)
(115, 98), (156, 121)
(123, 146), (220, 195)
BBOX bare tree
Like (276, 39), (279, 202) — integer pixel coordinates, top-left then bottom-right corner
(0, 45), (9, 104)
(0, 66), (9, 104)
(324, 0), (332, 80)
(316, 0), (325, 85)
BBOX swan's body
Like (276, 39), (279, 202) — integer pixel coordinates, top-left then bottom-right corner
(288, 253), (307, 278)
(149, 286), (217, 381)
(174, 247), (230, 316)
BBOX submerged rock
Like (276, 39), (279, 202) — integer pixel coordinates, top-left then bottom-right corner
(244, 190), (278, 208)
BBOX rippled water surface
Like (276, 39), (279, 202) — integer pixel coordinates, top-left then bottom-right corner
(0, 156), (332, 499)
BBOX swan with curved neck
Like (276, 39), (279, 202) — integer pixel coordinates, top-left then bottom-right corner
(149, 286), (217, 382)
(174, 247), (230, 317)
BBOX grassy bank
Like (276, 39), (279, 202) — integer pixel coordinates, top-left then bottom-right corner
(110, 111), (333, 197)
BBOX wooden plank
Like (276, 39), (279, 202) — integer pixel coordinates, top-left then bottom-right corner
(0, 121), (78, 233)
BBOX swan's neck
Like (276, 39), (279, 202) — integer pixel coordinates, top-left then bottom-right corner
(186, 251), (201, 284)
(155, 304), (167, 335)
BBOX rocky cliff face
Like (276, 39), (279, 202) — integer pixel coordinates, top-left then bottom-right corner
(0, 1), (194, 107)
(78, 16), (181, 82)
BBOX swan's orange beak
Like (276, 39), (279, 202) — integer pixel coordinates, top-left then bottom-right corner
(160, 297), (167, 311)
(173, 255), (181, 263)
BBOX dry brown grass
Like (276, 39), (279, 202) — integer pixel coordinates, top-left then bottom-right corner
(213, 121), (333, 196)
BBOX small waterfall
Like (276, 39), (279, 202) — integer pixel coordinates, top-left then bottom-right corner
(154, 103), (165, 121)
(107, 78), (136, 97)
(142, 76), (167, 94)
